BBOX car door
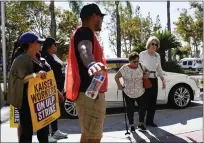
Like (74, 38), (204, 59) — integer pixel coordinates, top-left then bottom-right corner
(106, 61), (124, 101)
(106, 59), (128, 102)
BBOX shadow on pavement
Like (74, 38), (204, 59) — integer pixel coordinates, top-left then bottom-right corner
(56, 105), (202, 142)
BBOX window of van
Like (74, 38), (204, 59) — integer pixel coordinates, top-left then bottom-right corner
(196, 60), (202, 64)
(188, 61), (193, 65)
(183, 61), (187, 65)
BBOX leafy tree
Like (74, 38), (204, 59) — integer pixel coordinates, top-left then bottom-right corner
(56, 10), (79, 59)
(99, 1), (132, 58)
(153, 15), (162, 33)
(132, 42), (146, 54)
(173, 44), (192, 60)
(174, 2), (203, 58)
(5, 2), (31, 60)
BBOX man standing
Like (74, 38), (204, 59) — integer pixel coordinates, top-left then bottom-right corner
(66, 3), (108, 143)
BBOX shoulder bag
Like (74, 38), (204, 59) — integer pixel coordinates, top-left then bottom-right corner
(139, 63), (152, 89)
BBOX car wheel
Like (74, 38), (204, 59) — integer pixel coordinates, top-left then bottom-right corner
(61, 99), (78, 119)
(169, 85), (192, 109)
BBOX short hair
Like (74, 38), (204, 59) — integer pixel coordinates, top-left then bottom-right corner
(146, 36), (160, 49)
(128, 52), (139, 61)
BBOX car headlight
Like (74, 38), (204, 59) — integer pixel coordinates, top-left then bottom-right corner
(188, 76), (200, 88)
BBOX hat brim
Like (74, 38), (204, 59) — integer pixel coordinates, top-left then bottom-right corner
(101, 13), (106, 17)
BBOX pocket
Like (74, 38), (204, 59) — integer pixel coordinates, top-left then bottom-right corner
(83, 114), (102, 134)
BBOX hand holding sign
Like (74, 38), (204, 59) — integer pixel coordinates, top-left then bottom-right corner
(37, 71), (47, 79)
(28, 70), (60, 132)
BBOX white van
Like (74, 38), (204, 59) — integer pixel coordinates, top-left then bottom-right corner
(179, 58), (203, 72)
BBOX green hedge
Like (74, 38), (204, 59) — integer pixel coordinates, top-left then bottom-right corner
(162, 61), (184, 73)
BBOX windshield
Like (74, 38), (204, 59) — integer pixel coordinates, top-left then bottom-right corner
(196, 60), (202, 64)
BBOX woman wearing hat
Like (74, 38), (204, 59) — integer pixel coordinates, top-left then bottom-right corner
(41, 37), (68, 139)
(8, 32), (50, 142)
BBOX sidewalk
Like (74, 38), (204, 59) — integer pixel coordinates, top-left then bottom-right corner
(1, 104), (203, 142)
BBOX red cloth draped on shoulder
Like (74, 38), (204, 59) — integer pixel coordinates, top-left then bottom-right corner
(66, 26), (108, 101)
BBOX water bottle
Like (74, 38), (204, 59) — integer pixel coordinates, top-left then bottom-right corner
(85, 73), (106, 99)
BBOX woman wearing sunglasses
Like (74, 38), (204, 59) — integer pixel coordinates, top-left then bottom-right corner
(8, 32), (50, 143)
(41, 37), (68, 139)
(139, 36), (166, 127)
(115, 52), (150, 132)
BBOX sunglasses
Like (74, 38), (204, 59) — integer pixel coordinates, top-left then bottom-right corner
(132, 60), (139, 64)
(151, 43), (158, 47)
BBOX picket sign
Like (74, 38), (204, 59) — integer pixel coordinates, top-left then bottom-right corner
(9, 70), (61, 132)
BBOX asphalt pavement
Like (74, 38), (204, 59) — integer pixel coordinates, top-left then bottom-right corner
(1, 101), (203, 142)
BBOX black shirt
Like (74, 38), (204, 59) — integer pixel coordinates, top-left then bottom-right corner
(74, 27), (94, 92)
(43, 54), (65, 92)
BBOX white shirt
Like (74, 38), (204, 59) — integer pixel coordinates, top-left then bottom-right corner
(139, 50), (164, 78)
(119, 64), (145, 98)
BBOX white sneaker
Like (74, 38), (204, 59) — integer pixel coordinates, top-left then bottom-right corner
(52, 130), (68, 139)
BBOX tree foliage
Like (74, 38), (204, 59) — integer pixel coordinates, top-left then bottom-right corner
(154, 30), (181, 68)
(174, 2), (203, 57)
(4, 1), (79, 61)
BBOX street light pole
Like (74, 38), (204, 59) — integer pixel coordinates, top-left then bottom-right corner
(1, 1), (7, 98)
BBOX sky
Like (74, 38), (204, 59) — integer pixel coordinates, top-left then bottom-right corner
(52, 1), (194, 58)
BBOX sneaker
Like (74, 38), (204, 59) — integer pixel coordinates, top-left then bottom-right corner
(137, 124), (147, 131)
(52, 130), (68, 139)
(48, 136), (58, 143)
(146, 122), (158, 127)
(130, 126), (136, 132)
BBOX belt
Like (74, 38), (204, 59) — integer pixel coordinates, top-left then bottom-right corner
(149, 71), (157, 78)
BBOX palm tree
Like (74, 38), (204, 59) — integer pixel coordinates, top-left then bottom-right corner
(49, 1), (82, 38)
(115, 1), (121, 58)
(99, 1), (132, 57)
(154, 30), (181, 68)
(167, 0), (172, 61)
(50, 1), (56, 39)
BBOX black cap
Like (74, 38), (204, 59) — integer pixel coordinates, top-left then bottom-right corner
(43, 37), (59, 47)
(80, 3), (106, 20)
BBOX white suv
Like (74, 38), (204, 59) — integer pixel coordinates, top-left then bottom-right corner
(62, 58), (200, 119)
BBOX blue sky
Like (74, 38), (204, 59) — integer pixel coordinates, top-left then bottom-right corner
(53, 1), (193, 58)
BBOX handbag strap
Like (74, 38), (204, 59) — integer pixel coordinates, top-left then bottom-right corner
(139, 63), (144, 72)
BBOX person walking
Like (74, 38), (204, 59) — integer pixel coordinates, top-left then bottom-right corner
(115, 52), (149, 132)
(41, 37), (68, 139)
(139, 36), (166, 127)
(7, 32), (50, 143)
(66, 3), (108, 143)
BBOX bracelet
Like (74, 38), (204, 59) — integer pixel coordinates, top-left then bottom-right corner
(88, 62), (96, 68)
(33, 73), (37, 78)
